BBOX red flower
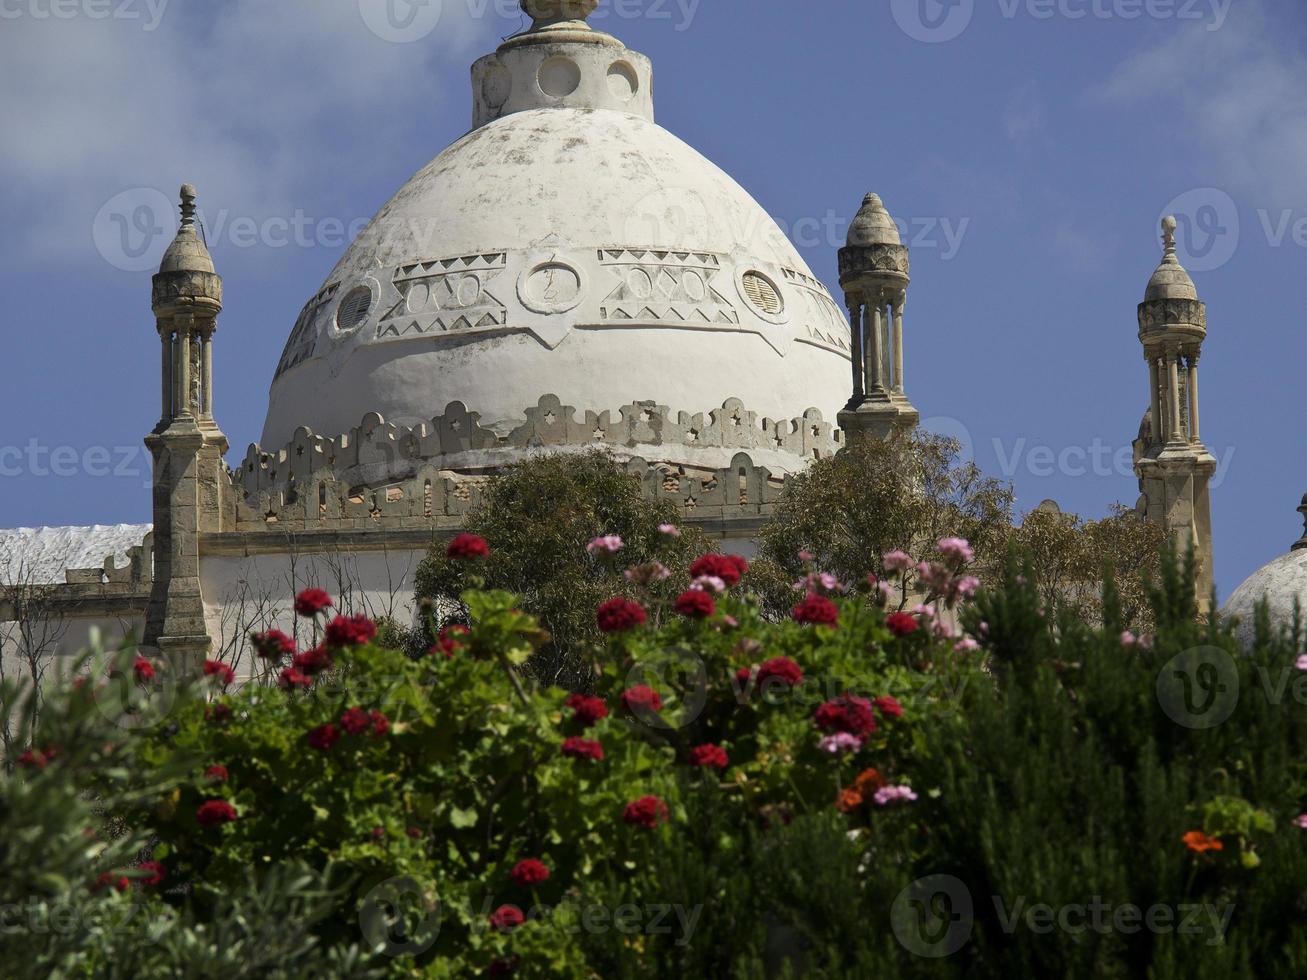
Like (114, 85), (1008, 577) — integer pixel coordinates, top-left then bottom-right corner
(560, 737), (604, 762)
(886, 611), (919, 637)
(325, 614), (378, 649)
(447, 533), (490, 560)
(689, 554), (748, 587)
(133, 656), (156, 683)
(277, 667), (312, 691)
(734, 666), (754, 689)
(204, 764), (229, 783)
(432, 625), (469, 658)
(1183, 830), (1224, 854)
(406, 826), (423, 839)
(294, 588), (334, 618)
(674, 589), (716, 619)
(623, 795), (669, 829)
(757, 656), (804, 687)
(792, 593), (839, 626)
(340, 707), (372, 735)
(596, 597), (648, 634)
(137, 861), (166, 887)
(510, 858), (550, 888)
(688, 743), (729, 770)
(621, 685), (663, 714)
(489, 904), (525, 933)
(17, 747), (55, 770)
(204, 660), (236, 686)
(196, 799), (238, 827)
(93, 872), (130, 894)
(307, 723), (340, 751)
(251, 629), (296, 660)
(292, 646), (333, 676)
(205, 703), (233, 725)
(369, 710), (390, 737)
(875, 695), (904, 719)
(565, 693), (608, 727)
(814, 695), (877, 737)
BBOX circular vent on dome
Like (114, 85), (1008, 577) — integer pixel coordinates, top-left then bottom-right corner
(336, 286), (373, 333)
(742, 271), (783, 314)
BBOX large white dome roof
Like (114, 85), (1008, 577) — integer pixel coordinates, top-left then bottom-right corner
(260, 17), (852, 472)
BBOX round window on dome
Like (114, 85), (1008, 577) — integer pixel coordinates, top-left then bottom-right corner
(335, 285), (373, 334)
(741, 271), (784, 315)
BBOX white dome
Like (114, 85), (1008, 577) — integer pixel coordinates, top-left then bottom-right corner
(261, 28), (852, 472)
(1222, 548), (1307, 648)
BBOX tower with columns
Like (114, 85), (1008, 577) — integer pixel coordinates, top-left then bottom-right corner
(143, 185), (228, 665)
(837, 193), (919, 440)
(1133, 215), (1215, 608)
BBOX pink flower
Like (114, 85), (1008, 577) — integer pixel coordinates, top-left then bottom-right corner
(625, 562), (671, 586)
(1120, 631), (1139, 648)
(954, 637), (980, 653)
(1294, 814), (1307, 829)
(1295, 654), (1307, 672)
(586, 535), (624, 556)
(818, 732), (862, 755)
(798, 549), (815, 562)
(952, 576), (981, 600)
(936, 537), (974, 564)
(691, 575), (728, 594)
(658, 524), (682, 537)
(882, 550), (914, 574)
(872, 784), (918, 806)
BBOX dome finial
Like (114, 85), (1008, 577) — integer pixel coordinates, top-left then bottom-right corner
(1161, 214), (1178, 259)
(179, 184), (198, 228)
(521, 0), (597, 28)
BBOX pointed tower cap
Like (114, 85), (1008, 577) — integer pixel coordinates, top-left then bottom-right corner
(847, 193), (902, 247)
(1144, 215), (1198, 302)
(521, 0), (598, 29)
(158, 184), (215, 276)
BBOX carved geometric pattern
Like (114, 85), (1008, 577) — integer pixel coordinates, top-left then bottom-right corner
(782, 267), (852, 353)
(596, 249), (740, 326)
(276, 282), (340, 379)
(838, 243), (910, 280)
(377, 253), (508, 338)
(1137, 298), (1207, 332)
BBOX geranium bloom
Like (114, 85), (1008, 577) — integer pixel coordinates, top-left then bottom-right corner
(814, 695), (876, 737)
(560, 736), (604, 762)
(133, 656), (156, 683)
(625, 561), (671, 586)
(252, 629), (295, 660)
(17, 747), (55, 769)
(325, 614), (378, 649)
(340, 707), (372, 736)
(205, 703), (233, 725)
(369, 710), (390, 737)
(1294, 814), (1307, 829)
(873, 784), (918, 806)
(757, 656), (804, 688)
(292, 646), (333, 676)
(882, 550), (914, 574)
(446, 533), (490, 560)
(688, 743), (729, 770)
(875, 695), (904, 719)
(674, 589), (716, 619)
(277, 667), (312, 691)
(1296, 654), (1307, 672)
(511, 858), (550, 887)
(1120, 631), (1139, 648)
(954, 637), (980, 653)
(137, 861), (166, 887)
(792, 592), (839, 626)
(623, 795), (669, 829)
(586, 535), (624, 555)
(690, 575), (728, 594)
(432, 625), (469, 658)
(1182, 830), (1224, 853)
(885, 612), (919, 637)
(658, 523), (681, 537)
(489, 905), (526, 933)
(565, 693), (608, 726)
(204, 765), (228, 783)
(952, 575), (981, 600)
(93, 873), (130, 894)
(854, 768), (885, 795)
(621, 685), (663, 714)
(690, 554), (747, 587)
(835, 787), (864, 813)
(818, 732), (862, 755)
(196, 799), (238, 827)
(294, 588), (333, 618)
(936, 537), (975, 564)
(596, 597), (647, 634)
(203, 660), (236, 686)
(307, 723), (340, 751)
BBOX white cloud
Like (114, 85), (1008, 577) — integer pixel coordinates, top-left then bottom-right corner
(0, 0), (493, 263)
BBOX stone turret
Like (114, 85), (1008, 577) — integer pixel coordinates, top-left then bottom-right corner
(837, 193), (919, 440)
(1134, 215), (1215, 608)
(144, 185), (227, 666)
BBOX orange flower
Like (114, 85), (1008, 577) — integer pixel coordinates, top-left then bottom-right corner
(835, 787), (863, 813)
(854, 768), (885, 795)
(1182, 830), (1224, 853)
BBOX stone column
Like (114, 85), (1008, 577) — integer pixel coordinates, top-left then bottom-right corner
(1186, 353), (1200, 442)
(848, 299), (864, 401)
(201, 326), (214, 421)
(177, 323), (194, 420)
(160, 330), (173, 421)
(869, 301), (884, 392)
(1167, 350), (1182, 441)
(1148, 356), (1162, 444)
(892, 296), (905, 394)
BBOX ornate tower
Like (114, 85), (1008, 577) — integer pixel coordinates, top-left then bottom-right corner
(1133, 215), (1215, 607)
(143, 185), (228, 666)
(837, 193), (919, 440)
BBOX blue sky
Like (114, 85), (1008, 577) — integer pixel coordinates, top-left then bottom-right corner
(0, 0), (1303, 600)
